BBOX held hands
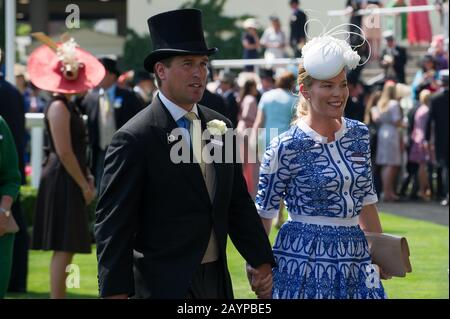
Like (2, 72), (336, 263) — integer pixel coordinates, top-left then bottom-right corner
(246, 263), (272, 299)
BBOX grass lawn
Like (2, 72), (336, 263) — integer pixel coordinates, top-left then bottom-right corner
(6, 212), (449, 299)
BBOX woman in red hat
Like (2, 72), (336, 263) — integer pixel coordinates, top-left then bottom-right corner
(28, 34), (105, 298)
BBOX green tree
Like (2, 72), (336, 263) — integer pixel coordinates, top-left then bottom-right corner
(122, 28), (152, 71)
(180, 0), (255, 59)
(122, 0), (257, 70)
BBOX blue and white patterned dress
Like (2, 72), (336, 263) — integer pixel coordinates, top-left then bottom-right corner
(255, 117), (386, 299)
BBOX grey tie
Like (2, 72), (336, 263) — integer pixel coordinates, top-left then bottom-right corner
(184, 111), (218, 264)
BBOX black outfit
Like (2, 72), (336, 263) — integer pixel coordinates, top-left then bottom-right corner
(242, 32), (258, 72)
(199, 90), (228, 119)
(344, 96), (365, 122)
(0, 75), (29, 292)
(81, 86), (143, 183)
(426, 88), (449, 199)
(380, 46), (408, 83)
(134, 90), (152, 109)
(289, 8), (308, 57)
(32, 96), (91, 253)
(346, 0), (364, 46)
(94, 96), (275, 298)
(221, 90), (239, 129)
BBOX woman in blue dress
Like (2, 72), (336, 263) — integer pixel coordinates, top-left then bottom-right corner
(255, 29), (389, 299)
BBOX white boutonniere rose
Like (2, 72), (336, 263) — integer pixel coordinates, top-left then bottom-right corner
(207, 119), (228, 135)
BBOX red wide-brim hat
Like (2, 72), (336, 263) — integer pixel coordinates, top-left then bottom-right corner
(28, 44), (105, 94)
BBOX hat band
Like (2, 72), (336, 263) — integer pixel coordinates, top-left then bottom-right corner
(153, 40), (209, 52)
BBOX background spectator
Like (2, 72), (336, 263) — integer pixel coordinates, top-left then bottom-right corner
(217, 70), (239, 128)
(0, 116), (21, 299)
(260, 15), (287, 62)
(371, 81), (404, 202)
(241, 18), (261, 72)
(408, 0), (433, 46)
(380, 31), (408, 83)
(289, 0), (308, 57)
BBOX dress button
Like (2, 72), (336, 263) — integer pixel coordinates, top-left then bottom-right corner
(344, 192), (348, 195)
(337, 160), (341, 164)
(330, 144), (334, 148)
(348, 209), (352, 213)
(345, 176), (349, 180)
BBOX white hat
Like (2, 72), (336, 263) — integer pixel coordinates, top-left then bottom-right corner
(301, 35), (361, 80)
(383, 30), (395, 40)
(243, 18), (259, 29)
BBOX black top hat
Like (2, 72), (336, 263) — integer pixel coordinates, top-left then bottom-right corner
(259, 68), (274, 79)
(144, 9), (218, 73)
(134, 70), (155, 83)
(99, 57), (121, 77)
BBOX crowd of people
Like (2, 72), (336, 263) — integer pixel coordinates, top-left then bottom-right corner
(0, 1), (448, 300)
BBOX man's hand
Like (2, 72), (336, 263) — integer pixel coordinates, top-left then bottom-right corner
(246, 263), (272, 299)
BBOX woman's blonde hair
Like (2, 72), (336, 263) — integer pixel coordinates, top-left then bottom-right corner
(377, 81), (397, 113)
(364, 90), (382, 125)
(419, 89), (431, 105)
(294, 65), (314, 119)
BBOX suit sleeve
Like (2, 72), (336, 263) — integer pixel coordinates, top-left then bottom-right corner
(94, 129), (144, 297)
(227, 132), (275, 268)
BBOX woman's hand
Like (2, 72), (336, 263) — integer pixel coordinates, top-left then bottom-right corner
(0, 211), (8, 236)
(378, 266), (393, 280)
(82, 184), (96, 205)
(87, 174), (95, 191)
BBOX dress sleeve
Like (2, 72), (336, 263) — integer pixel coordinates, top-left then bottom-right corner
(255, 136), (290, 219)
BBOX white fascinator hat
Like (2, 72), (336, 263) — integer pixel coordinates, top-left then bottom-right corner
(301, 20), (370, 80)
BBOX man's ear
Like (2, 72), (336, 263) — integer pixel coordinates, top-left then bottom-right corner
(299, 83), (310, 100)
(154, 62), (166, 81)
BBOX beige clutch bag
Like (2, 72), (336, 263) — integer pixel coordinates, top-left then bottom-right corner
(364, 232), (412, 278)
(5, 210), (20, 234)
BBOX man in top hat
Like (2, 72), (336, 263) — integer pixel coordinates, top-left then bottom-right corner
(289, 0), (308, 58)
(259, 68), (275, 96)
(217, 70), (239, 129)
(380, 31), (408, 83)
(133, 70), (157, 108)
(425, 69), (449, 206)
(81, 57), (144, 190)
(94, 9), (274, 299)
